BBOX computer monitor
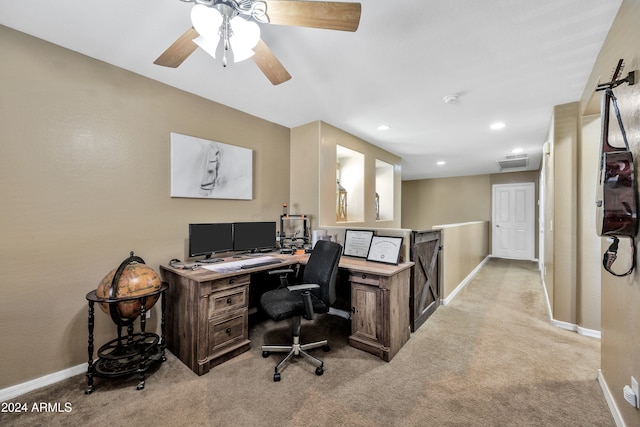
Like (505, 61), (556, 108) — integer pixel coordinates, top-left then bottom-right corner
(188, 223), (234, 259)
(233, 222), (277, 253)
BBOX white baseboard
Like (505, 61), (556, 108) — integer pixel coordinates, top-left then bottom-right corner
(598, 369), (626, 427)
(540, 274), (554, 322)
(550, 319), (601, 338)
(576, 325), (602, 339)
(442, 255), (490, 305)
(539, 276), (601, 339)
(0, 363), (86, 402)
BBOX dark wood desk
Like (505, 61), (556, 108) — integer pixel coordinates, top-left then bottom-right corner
(160, 254), (413, 375)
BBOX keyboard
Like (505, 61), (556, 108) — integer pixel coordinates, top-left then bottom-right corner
(201, 256), (283, 273)
(240, 259), (283, 269)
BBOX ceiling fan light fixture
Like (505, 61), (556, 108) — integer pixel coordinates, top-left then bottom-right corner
(155, 0), (362, 85)
(229, 16), (261, 62)
(193, 35), (220, 58)
(191, 4), (222, 41)
(250, 1), (269, 23)
(231, 46), (255, 62)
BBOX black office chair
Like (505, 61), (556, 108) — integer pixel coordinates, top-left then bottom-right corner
(260, 240), (342, 382)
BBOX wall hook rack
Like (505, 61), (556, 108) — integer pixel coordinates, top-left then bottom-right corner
(596, 58), (635, 92)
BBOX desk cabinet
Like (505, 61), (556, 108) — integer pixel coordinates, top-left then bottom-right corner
(162, 256), (412, 375)
(161, 268), (251, 376)
(347, 268), (411, 362)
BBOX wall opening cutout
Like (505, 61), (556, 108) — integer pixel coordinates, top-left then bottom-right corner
(336, 145), (364, 222)
(375, 159), (394, 221)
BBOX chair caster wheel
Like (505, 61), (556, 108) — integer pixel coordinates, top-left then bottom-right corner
(262, 351), (269, 358)
(273, 372), (281, 382)
(322, 344), (330, 352)
(315, 366), (324, 376)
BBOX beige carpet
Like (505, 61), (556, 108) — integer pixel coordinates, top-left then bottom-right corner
(0, 258), (614, 426)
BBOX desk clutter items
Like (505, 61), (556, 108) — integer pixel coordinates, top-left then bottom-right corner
(279, 203), (311, 253)
(343, 229), (403, 265)
(85, 251), (168, 394)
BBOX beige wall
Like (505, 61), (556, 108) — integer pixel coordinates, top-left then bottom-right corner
(401, 175), (491, 230)
(433, 221), (490, 300)
(578, 115), (603, 331)
(0, 26), (290, 389)
(552, 102), (580, 324)
(541, 123), (555, 312)
(291, 121), (402, 229)
(542, 102), (603, 333)
(401, 172), (539, 256)
(290, 122), (321, 219)
(580, 1), (640, 425)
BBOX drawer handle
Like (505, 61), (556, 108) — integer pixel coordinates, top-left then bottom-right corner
(225, 328), (232, 335)
(361, 274), (366, 279)
(229, 278), (235, 284)
(226, 297), (232, 305)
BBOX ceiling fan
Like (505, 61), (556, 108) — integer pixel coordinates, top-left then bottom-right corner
(154, 0), (362, 85)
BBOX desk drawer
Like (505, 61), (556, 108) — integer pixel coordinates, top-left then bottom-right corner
(208, 274), (250, 293)
(208, 312), (247, 354)
(349, 272), (382, 287)
(209, 286), (248, 318)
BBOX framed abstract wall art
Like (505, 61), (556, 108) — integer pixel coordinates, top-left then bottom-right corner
(170, 133), (253, 200)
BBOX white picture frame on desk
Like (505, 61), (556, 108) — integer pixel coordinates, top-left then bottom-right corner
(343, 229), (374, 258)
(367, 236), (403, 265)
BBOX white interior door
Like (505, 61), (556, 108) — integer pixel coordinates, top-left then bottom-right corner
(492, 183), (535, 260)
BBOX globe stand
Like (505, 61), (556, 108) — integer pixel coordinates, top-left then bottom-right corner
(85, 253), (168, 394)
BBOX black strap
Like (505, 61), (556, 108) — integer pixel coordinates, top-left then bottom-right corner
(603, 236), (636, 277)
(606, 88), (630, 150)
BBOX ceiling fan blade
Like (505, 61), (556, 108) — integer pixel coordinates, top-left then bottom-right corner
(252, 39), (292, 85)
(153, 27), (199, 68)
(264, 1), (361, 32)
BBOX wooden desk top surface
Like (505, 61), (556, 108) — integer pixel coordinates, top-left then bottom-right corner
(334, 256), (413, 276)
(160, 252), (413, 283)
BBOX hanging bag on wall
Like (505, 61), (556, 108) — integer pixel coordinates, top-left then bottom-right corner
(596, 88), (638, 276)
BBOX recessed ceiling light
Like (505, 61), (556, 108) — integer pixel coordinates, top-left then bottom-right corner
(377, 125), (390, 131)
(512, 148), (524, 154)
(490, 122), (506, 130)
(437, 161), (446, 166)
(443, 94), (459, 104)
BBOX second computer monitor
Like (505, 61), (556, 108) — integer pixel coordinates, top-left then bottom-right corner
(233, 221), (276, 253)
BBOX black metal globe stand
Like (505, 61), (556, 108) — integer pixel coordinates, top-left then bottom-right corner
(85, 253), (168, 394)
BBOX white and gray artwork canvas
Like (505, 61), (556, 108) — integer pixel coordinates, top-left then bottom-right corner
(170, 133), (253, 199)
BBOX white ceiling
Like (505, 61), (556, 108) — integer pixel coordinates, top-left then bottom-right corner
(0, 0), (622, 180)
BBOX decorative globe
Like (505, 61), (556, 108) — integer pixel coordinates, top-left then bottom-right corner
(96, 254), (162, 320)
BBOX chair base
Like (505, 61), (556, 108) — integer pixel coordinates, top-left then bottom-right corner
(262, 335), (330, 381)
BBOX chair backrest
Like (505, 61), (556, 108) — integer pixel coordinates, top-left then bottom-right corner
(302, 240), (342, 305)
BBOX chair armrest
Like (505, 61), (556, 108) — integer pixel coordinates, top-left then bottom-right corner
(268, 268), (295, 276)
(287, 284), (320, 292)
(286, 284), (320, 320)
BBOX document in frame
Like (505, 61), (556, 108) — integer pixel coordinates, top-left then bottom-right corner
(366, 236), (403, 265)
(343, 229), (374, 258)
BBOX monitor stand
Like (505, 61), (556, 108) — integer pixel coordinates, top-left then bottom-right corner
(200, 256), (223, 263)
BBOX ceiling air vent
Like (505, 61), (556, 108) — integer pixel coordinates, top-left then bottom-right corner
(496, 154), (529, 171)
